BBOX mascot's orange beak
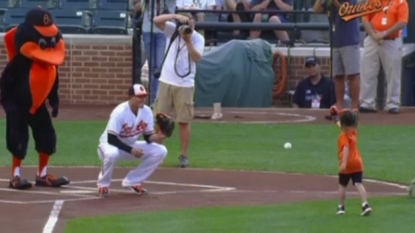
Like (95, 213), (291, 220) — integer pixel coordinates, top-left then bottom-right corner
(20, 41), (65, 66)
(20, 24), (65, 66)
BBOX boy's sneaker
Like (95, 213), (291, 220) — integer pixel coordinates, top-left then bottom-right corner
(336, 205), (345, 215)
(361, 203), (372, 216)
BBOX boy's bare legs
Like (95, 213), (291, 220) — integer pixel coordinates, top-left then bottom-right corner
(355, 183), (372, 216)
(337, 185), (346, 214)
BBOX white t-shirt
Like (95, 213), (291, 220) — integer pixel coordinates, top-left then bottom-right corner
(177, 0), (216, 9)
(159, 22), (205, 88)
(99, 102), (154, 145)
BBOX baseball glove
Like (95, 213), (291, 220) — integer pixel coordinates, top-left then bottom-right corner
(155, 113), (175, 137)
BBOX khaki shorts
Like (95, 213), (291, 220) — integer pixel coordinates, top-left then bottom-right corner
(153, 81), (194, 123)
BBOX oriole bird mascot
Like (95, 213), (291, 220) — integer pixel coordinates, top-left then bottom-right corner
(0, 7), (70, 190)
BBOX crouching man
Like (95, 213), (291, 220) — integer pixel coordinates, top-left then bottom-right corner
(97, 84), (167, 196)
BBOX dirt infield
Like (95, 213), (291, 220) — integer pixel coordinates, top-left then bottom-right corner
(0, 106), (414, 233)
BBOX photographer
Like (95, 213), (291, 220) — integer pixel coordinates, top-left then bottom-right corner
(153, 13), (205, 168)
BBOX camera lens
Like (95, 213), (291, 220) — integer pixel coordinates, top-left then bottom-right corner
(184, 27), (192, 34)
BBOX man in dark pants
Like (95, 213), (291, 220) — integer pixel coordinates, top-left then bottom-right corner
(292, 57), (336, 109)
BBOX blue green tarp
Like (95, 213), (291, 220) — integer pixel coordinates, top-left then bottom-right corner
(195, 39), (274, 108)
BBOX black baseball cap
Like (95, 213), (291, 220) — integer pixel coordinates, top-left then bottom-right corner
(24, 7), (58, 37)
(305, 56), (319, 67)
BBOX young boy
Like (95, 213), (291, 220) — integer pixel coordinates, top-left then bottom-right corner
(337, 110), (372, 216)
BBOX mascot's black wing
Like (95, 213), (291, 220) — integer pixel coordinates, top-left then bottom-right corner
(0, 58), (19, 110)
(47, 68), (59, 108)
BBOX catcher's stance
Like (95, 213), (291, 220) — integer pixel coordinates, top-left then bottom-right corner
(97, 84), (175, 196)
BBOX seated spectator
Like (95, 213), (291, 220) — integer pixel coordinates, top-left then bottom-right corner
(292, 57), (336, 109)
(215, 0), (252, 36)
(249, 0), (292, 42)
(177, 0), (216, 36)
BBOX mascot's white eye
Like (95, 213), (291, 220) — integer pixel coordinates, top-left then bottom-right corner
(38, 38), (47, 50)
(51, 37), (56, 47)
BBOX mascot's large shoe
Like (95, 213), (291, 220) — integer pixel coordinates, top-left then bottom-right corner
(9, 176), (33, 190)
(0, 7), (70, 189)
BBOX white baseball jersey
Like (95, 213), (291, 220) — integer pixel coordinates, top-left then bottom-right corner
(99, 101), (154, 145)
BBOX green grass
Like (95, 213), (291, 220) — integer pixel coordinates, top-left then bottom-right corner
(1, 119), (412, 232)
(64, 196), (415, 233)
(0, 120), (413, 184)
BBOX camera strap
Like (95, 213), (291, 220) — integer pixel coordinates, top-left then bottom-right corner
(158, 30), (179, 74)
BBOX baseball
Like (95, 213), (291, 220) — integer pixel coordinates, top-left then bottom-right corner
(284, 142), (292, 149)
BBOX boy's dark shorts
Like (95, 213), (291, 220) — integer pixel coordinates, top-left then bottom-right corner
(338, 172), (363, 187)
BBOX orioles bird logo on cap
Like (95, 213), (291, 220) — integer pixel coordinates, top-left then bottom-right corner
(43, 14), (51, 25)
(139, 86), (144, 91)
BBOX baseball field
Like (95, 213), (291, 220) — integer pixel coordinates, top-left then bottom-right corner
(0, 106), (414, 233)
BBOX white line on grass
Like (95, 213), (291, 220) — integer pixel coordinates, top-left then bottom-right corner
(194, 111), (316, 124)
(0, 187), (66, 196)
(69, 179), (235, 190)
(66, 185), (236, 195)
(0, 187), (97, 198)
(0, 167), (408, 192)
(42, 200), (64, 233)
(60, 190), (96, 194)
(0, 196), (101, 205)
(231, 189), (407, 196)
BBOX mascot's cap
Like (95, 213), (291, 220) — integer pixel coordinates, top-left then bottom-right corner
(24, 7), (58, 37)
(129, 84), (148, 97)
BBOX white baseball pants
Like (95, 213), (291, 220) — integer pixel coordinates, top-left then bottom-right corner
(360, 36), (403, 110)
(97, 141), (168, 188)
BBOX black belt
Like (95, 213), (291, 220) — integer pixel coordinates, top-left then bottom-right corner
(383, 37), (397, 40)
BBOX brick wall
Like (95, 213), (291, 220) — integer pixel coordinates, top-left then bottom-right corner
(0, 34), (331, 107)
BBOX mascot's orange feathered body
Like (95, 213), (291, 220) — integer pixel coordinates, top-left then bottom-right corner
(0, 8), (70, 189)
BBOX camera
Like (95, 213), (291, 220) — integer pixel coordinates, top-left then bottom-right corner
(176, 21), (192, 35)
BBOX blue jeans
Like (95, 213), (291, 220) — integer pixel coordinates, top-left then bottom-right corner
(142, 32), (166, 104)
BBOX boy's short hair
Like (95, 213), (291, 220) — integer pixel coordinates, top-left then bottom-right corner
(340, 110), (358, 127)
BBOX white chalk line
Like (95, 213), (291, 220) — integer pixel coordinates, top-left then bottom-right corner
(0, 196), (101, 205)
(66, 185), (235, 195)
(69, 179), (235, 190)
(0, 177), (237, 205)
(229, 189), (407, 196)
(42, 200), (64, 233)
(14, 166), (407, 192)
(193, 111), (317, 124)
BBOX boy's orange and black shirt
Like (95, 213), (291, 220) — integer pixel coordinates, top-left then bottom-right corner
(337, 129), (363, 174)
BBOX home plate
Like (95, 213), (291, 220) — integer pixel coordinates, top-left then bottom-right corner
(60, 190), (96, 194)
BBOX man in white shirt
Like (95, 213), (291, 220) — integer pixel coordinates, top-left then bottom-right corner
(97, 84), (168, 196)
(153, 13), (205, 168)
